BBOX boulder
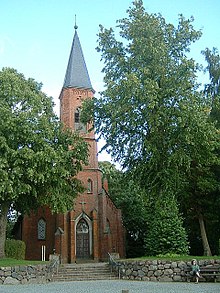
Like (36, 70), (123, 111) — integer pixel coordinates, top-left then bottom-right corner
(4, 276), (20, 285)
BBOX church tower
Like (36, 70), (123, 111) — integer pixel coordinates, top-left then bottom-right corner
(21, 25), (125, 263)
(60, 24), (99, 182)
(59, 25), (103, 262)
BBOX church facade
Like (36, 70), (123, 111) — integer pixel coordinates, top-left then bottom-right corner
(21, 26), (125, 263)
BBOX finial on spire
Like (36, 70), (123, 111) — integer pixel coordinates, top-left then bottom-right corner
(74, 14), (78, 30)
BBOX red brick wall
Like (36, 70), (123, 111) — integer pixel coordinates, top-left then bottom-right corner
(22, 207), (56, 260)
(98, 191), (126, 260)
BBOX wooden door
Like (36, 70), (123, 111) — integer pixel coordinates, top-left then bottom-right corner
(76, 218), (90, 259)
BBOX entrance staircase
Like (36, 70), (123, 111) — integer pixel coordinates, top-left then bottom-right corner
(52, 262), (117, 282)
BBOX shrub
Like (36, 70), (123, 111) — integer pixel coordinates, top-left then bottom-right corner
(5, 239), (26, 259)
(144, 195), (189, 256)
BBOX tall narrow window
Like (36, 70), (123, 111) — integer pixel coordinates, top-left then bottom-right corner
(106, 219), (111, 234)
(38, 218), (46, 240)
(74, 107), (86, 132)
(87, 179), (93, 193)
(74, 107), (80, 130)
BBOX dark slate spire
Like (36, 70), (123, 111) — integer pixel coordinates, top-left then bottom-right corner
(63, 25), (93, 91)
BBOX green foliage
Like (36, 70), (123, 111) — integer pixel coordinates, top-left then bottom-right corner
(202, 48), (220, 99)
(82, 1), (220, 257)
(95, 1), (201, 160)
(113, 179), (149, 257)
(202, 48), (220, 255)
(177, 47), (220, 256)
(99, 161), (149, 257)
(145, 195), (189, 256)
(87, 0), (218, 201)
(5, 239), (25, 260)
(0, 67), (88, 214)
(0, 67), (88, 258)
(125, 255), (220, 261)
(156, 253), (185, 258)
(82, 0), (220, 257)
(6, 220), (15, 239)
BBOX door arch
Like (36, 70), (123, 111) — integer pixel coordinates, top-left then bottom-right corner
(76, 218), (90, 259)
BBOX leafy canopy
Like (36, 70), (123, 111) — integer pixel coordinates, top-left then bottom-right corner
(0, 67), (88, 214)
(83, 0), (218, 199)
(81, 0), (220, 256)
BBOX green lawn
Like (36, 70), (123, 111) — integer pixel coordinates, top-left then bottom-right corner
(1, 255), (219, 267)
(0, 258), (49, 267)
(121, 255), (220, 262)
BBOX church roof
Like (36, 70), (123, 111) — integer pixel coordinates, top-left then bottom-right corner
(63, 27), (94, 91)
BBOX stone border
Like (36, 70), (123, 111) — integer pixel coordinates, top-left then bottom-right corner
(1, 259), (220, 284)
(0, 264), (55, 285)
(117, 259), (220, 282)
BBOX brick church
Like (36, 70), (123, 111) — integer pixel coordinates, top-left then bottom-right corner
(21, 25), (125, 263)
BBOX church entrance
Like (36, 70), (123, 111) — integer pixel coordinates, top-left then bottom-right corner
(76, 218), (90, 259)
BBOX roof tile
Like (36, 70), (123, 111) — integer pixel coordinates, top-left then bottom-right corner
(63, 30), (93, 91)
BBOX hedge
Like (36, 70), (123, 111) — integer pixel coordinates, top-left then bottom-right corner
(5, 239), (26, 260)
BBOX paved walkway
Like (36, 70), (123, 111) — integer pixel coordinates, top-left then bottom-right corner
(0, 280), (219, 293)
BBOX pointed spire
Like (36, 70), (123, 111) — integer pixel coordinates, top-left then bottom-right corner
(63, 24), (93, 91)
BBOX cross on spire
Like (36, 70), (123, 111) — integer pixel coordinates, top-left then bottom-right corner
(74, 14), (78, 30)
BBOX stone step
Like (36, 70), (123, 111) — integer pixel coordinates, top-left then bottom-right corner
(55, 271), (115, 275)
(57, 270), (111, 275)
(54, 275), (117, 282)
(52, 262), (117, 282)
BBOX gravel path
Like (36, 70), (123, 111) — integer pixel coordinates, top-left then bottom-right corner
(0, 280), (219, 293)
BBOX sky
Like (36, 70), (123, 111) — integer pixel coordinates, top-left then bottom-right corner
(0, 0), (220, 162)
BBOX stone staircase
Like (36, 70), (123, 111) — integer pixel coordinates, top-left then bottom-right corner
(52, 262), (118, 282)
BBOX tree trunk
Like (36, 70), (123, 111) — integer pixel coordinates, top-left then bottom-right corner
(0, 202), (9, 258)
(198, 213), (212, 256)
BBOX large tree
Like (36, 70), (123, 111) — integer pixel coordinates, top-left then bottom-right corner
(173, 48), (220, 256)
(197, 47), (220, 255)
(0, 68), (88, 258)
(83, 0), (219, 255)
(178, 48), (220, 256)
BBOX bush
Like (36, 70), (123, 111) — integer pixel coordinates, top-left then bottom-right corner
(144, 195), (189, 256)
(5, 239), (26, 259)
(156, 253), (184, 258)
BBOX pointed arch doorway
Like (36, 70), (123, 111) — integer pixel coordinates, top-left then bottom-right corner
(76, 217), (91, 259)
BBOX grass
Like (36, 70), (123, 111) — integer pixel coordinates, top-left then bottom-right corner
(121, 255), (220, 262)
(1, 255), (219, 267)
(0, 258), (49, 267)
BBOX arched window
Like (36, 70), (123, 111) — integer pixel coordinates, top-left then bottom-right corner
(74, 107), (86, 132)
(106, 219), (111, 234)
(87, 179), (93, 193)
(38, 218), (46, 240)
(75, 108), (80, 123)
(76, 218), (89, 234)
